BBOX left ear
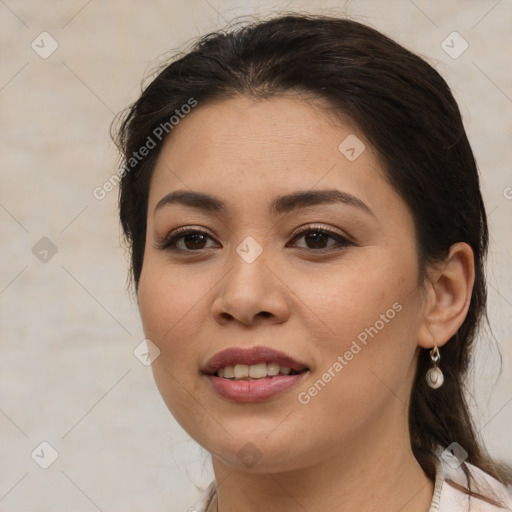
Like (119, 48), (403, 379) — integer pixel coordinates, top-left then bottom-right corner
(417, 242), (475, 349)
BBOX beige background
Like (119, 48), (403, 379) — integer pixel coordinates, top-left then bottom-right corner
(1, 1), (511, 511)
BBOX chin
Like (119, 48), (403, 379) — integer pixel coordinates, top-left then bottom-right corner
(197, 428), (319, 474)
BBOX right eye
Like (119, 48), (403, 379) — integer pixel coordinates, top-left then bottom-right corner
(156, 228), (220, 252)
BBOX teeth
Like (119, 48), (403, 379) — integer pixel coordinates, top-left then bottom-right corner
(215, 362), (300, 380)
(267, 362), (280, 376)
(223, 366), (235, 378)
(234, 364), (249, 378)
(249, 363), (267, 379)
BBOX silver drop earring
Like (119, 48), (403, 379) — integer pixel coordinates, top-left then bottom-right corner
(426, 344), (444, 389)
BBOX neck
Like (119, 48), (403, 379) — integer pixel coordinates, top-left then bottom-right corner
(209, 400), (434, 512)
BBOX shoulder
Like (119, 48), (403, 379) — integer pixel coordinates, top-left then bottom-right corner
(434, 448), (512, 512)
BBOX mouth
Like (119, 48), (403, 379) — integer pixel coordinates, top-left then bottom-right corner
(202, 346), (310, 402)
(202, 345), (310, 379)
(214, 362), (307, 381)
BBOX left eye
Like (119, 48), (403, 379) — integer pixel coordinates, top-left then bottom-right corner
(289, 228), (352, 250)
(157, 226), (353, 252)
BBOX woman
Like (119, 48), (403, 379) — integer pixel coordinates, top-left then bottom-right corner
(114, 14), (512, 512)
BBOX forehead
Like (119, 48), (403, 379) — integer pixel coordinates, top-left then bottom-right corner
(147, 94), (392, 214)
(157, 95), (353, 158)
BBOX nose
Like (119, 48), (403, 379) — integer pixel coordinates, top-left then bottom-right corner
(211, 249), (291, 327)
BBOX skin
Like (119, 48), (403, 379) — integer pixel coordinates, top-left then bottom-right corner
(137, 95), (475, 512)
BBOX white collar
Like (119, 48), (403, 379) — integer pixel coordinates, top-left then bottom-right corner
(428, 445), (512, 511)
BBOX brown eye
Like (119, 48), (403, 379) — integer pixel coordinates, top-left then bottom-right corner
(157, 226), (353, 253)
(302, 231), (331, 249)
(181, 232), (209, 250)
(157, 229), (218, 251)
(290, 227), (353, 251)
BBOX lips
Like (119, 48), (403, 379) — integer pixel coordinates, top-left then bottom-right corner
(202, 345), (309, 375)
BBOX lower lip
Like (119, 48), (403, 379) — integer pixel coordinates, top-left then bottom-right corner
(205, 372), (309, 403)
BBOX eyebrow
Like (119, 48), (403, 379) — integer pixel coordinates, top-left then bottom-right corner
(154, 189), (374, 217)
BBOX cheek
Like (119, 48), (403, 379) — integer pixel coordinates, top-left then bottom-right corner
(138, 262), (211, 431)
(291, 245), (418, 339)
(291, 248), (421, 403)
(137, 260), (206, 368)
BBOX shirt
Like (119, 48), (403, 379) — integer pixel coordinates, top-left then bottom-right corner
(195, 448), (512, 511)
(429, 446), (512, 511)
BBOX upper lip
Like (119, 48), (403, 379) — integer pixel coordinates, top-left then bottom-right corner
(202, 346), (309, 375)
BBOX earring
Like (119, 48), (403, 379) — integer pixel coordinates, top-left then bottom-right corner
(425, 344), (444, 389)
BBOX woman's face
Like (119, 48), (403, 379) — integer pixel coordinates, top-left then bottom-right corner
(138, 95), (428, 472)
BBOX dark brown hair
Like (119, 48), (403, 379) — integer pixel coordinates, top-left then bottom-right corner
(114, 13), (512, 507)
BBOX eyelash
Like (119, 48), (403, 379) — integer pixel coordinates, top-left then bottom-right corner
(156, 224), (354, 253)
